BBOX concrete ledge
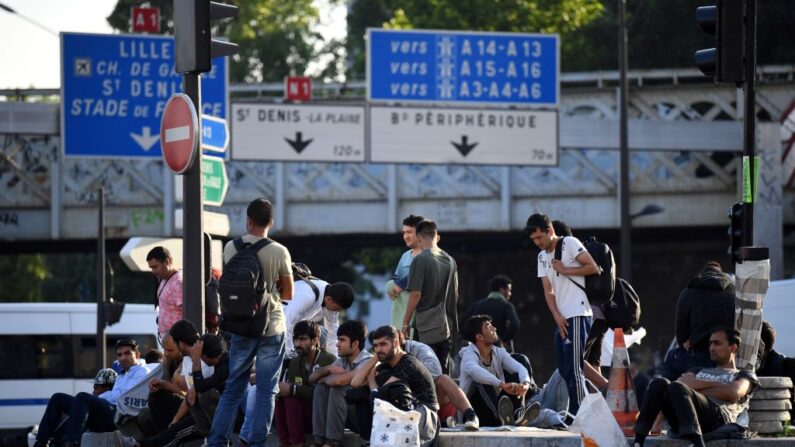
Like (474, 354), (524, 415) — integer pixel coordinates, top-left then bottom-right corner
(438, 429), (581, 447)
(263, 431), (795, 447)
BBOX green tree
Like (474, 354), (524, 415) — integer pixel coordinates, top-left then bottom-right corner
(345, 0), (605, 80)
(0, 255), (48, 302)
(106, 0), (343, 82)
(562, 0), (795, 71)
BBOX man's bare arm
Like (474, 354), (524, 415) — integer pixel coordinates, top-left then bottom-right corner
(278, 274), (294, 301)
(351, 357), (378, 388)
(322, 370), (359, 387)
(403, 291), (422, 330)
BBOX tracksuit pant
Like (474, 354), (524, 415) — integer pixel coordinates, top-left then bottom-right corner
(554, 316), (591, 415)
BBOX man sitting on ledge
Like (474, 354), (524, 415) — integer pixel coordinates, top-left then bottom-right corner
(632, 327), (760, 447)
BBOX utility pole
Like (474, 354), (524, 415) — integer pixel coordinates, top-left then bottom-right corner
(618, 0), (631, 282)
(96, 187), (107, 370)
(172, 0), (239, 331)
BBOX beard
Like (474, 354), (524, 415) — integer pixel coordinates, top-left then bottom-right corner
(376, 350), (393, 362)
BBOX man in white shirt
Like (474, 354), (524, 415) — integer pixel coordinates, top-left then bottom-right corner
(34, 339), (148, 447)
(525, 213), (599, 414)
(284, 280), (355, 357)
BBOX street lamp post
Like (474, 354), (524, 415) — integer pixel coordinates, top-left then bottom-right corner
(0, 3), (58, 36)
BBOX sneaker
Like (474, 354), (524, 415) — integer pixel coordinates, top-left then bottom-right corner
(462, 411), (480, 431)
(497, 395), (514, 426)
(514, 401), (541, 427)
(119, 434), (138, 447)
(445, 415), (457, 428)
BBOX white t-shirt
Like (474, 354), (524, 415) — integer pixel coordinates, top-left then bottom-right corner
(181, 356), (214, 390)
(537, 236), (593, 319)
(283, 278), (339, 356)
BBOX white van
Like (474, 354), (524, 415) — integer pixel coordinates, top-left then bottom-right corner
(763, 278), (795, 357)
(0, 303), (157, 430)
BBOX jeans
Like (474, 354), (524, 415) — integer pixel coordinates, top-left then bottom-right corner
(312, 383), (350, 444)
(274, 396), (312, 445)
(554, 316), (591, 415)
(634, 378), (724, 439)
(37, 392), (116, 443)
(207, 332), (285, 447)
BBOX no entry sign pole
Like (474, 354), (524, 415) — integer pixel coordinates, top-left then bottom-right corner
(183, 73), (205, 331)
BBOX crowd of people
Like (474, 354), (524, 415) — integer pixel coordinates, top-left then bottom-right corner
(30, 199), (790, 447)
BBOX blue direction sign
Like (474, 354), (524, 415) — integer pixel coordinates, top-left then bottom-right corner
(201, 115), (229, 153)
(367, 29), (559, 106)
(61, 32), (228, 158)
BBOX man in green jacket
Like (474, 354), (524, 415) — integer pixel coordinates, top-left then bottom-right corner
(275, 320), (336, 447)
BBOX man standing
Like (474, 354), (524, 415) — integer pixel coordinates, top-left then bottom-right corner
(207, 198), (294, 447)
(34, 339), (148, 447)
(466, 275), (520, 351)
(146, 246), (183, 341)
(353, 325), (440, 447)
(525, 213), (599, 414)
(284, 280), (355, 356)
(386, 214), (424, 330)
(275, 321), (336, 447)
(632, 328), (759, 447)
(309, 320), (372, 447)
(403, 219), (459, 373)
(458, 315), (539, 427)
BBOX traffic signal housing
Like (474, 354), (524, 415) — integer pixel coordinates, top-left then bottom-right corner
(728, 202), (744, 264)
(174, 0), (239, 74)
(695, 0), (744, 83)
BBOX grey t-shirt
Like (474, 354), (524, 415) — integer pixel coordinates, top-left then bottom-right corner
(691, 367), (760, 426)
(406, 248), (458, 313)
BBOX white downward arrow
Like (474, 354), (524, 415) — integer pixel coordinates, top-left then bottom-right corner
(130, 126), (160, 151)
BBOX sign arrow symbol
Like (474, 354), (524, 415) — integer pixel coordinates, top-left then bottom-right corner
(451, 135), (478, 157)
(285, 131), (313, 154)
(130, 126), (160, 151)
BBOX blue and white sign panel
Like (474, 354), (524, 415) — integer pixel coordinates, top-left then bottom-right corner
(61, 32), (228, 158)
(367, 28), (559, 107)
(201, 115), (229, 153)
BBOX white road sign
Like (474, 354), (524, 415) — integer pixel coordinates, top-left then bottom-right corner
(232, 104), (366, 162)
(370, 106), (558, 165)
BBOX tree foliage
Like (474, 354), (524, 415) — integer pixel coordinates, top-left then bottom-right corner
(0, 255), (48, 302)
(345, 0), (605, 80)
(106, 0), (343, 82)
(560, 0), (795, 71)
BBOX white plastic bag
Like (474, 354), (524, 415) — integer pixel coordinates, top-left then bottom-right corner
(370, 398), (421, 447)
(569, 391), (627, 446)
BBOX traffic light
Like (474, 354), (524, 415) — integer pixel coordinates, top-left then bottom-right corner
(695, 0), (744, 83)
(728, 202), (744, 264)
(104, 299), (125, 327)
(174, 0), (239, 74)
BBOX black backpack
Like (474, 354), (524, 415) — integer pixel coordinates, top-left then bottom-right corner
(218, 237), (273, 337)
(603, 277), (641, 331)
(554, 236), (616, 306)
(291, 262), (320, 301)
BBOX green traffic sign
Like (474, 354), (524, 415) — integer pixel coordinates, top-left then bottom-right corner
(201, 155), (228, 206)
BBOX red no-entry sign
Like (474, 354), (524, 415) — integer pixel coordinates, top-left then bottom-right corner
(160, 94), (199, 174)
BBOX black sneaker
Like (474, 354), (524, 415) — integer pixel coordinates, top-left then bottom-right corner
(498, 395), (514, 426)
(514, 401), (541, 427)
(462, 410), (480, 431)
